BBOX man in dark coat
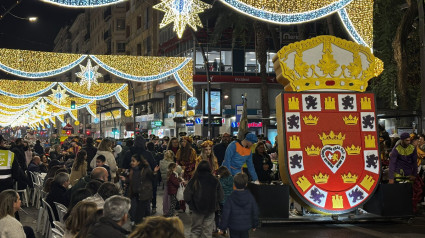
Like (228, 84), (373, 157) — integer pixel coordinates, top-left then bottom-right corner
(184, 160), (224, 238)
(214, 133), (231, 166)
(11, 138), (28, 171)
(46, 172), (70, 222)
(88, 195), (131, 238)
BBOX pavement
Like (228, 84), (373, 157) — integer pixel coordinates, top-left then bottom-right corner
(19, 185), (425, 238)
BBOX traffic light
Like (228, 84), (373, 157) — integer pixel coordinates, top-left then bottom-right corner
(70, 100), (76, 109)
(66, 130), (71, 135)
(86, 130), (91, 136)
(112, 128), (118, 134)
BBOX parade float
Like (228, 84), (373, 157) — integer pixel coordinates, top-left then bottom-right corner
(245, 35), (415, 223)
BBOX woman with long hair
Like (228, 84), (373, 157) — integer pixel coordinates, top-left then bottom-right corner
(69, 150), (88, 186)
(123, 154), (159, 224)
(176, 136), (197, 181)
(63, 201), (97, 238)
(184, 160), (223, 238)
(167, 137), (180, 161)
(129, 216), (184, 238)
(90, 138), (117, 180)
(195, 140), (219, 175)
(74, 209), (103, 238)
(0, 190), (27, 238)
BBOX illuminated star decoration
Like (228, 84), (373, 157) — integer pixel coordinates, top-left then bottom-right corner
(35, 99), (48, 114)
(75, 59), (102, 91)
(49, 86), (68, 104)
(153, 0), (211, 38)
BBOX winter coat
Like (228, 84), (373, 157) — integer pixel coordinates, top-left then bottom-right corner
(184, 172), (224, 215)
(46, 181), (70, 221)
(219, 189), (259, 231)
(167, 172), (181, 195)
(87, 217), (130, 238)
(159, 160), (182, 185)
(34, 143), (44, 155)
(123, 146), (157, 170)
(219, 175), (234, 204)
(129, 165), (155, 201)
(0, 215), (26, 238)
(213, 142), (229, 166)
(90, 151), (117, 179)
(253, 153), (273, 183)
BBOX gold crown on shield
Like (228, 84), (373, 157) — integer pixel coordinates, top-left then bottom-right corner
(273, 36), (384, 92)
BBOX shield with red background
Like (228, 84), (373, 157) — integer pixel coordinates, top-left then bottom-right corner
(279, 92), (380, 214)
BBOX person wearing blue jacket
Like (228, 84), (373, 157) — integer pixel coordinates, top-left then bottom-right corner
(222, 133), (259, 183)
(219, 172), (259, 238)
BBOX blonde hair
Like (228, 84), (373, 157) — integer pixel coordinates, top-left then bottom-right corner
(0, 190), (18, 218)
(163, 150), (175, 162)
(98, 138), (112, 152)
(65, 201), (98, 235)
(129, 216), (184, 238)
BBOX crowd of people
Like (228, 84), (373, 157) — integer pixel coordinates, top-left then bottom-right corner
(2, 125), (425, 237)
(0, 131), (277, 238)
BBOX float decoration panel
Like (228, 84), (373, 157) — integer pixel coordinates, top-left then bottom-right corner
(281, 92), (380, 214)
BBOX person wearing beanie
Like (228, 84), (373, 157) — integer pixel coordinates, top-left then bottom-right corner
(222, 133), (259, 183)
(389, 132), (418, 184)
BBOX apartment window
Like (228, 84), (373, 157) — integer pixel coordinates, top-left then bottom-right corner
(245, 52), (259, 73)
(137, 16), (142, 29)
(117, 42), (126, 53)
(116, 19), (125, 31)
(144, 7), (150, 30)
(145, 36), (151, 55)
(137, 44), (142, 56)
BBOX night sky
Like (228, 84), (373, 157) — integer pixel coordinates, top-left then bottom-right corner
(0, 0), (83, 52)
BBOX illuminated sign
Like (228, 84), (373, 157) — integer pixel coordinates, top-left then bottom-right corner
(231, 122), (263, 128)
(204, 89), (222, 116)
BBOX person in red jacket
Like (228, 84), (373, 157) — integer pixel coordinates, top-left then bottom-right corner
(167, 163), (184, 217)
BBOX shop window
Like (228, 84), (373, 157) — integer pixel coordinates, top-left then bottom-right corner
(245, 52), (259, 73)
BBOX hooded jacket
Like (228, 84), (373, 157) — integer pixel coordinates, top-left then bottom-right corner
(219, 189), (259, 231)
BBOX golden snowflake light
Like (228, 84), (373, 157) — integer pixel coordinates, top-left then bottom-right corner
(49, 86), (68, 104)
(75, 59), (102, 91)
(153, 0), (211, 38)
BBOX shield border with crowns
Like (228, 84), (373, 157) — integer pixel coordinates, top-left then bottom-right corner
(277, 92), (381, 214)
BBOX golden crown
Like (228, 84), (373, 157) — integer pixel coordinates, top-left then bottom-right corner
(305, 145), (321, 156)
(289, 135), (301, 149)
(273, 35), (384, 92)
(303, 114), (319, 125)
(341, 172), (358, 183)
(361, 97), (372, 110)
(319, 131), (345, 146)
(364, 135), (375, 148)
(324, 96), (336, 110)
(332, 195), (344, 209)
(313, 172), (329, 184)
(288, 97), (300, 110)
(345, 144), (361, 155)
(342, 114), (358, 125)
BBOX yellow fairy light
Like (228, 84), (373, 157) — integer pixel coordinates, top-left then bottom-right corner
(153, 0), (211, 38)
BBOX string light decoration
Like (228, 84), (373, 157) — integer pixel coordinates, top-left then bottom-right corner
(49, 85), (68, 104)
(187, 97), (198, 107)
(153, 0), (211, 38)
(0, 49), (194, 95)
(218, 0), (373, 48)
(42, 0), (126, 8)
(75, 59), (102, 91)
(0, 80), (129, 127)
